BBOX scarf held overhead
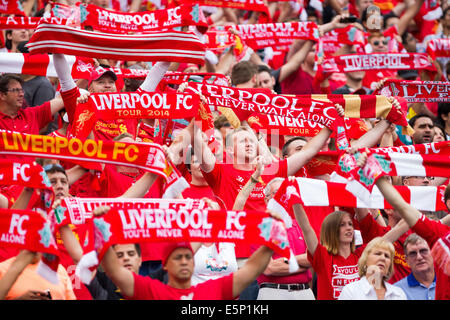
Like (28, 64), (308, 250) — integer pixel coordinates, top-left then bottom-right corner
(267, 177), (448, 216)
(75, 207), (298, 284)
(374, 79), (450, 102)
(321, 53), (436, 74)
(26, 23), (206, 65)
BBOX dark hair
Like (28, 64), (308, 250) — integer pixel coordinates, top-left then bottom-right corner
(257, 64), (272, 74)
(282, 136), (307, 158)
(4, 30), (12, 50)
(383, 11), (399, 29)
(408, 114), (434, 128)
(433, 123), (447, 141)
(0, 74), (23, 93)
(44, 163), (68, 178)
(112, 243), (141, 257)
(231, 61), (257, 86)
(214, 114), (231, 130)
(437, 102), (450, 127)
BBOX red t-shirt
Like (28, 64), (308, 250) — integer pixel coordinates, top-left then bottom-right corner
(308, 244), (362, 300)
(0, 102), (52, 135)
(202, 160), (288, 258)
(125, 273), (234, 300)
(281, 67), (321, 95)
(182, 183), (215, 201)
(358, 214), (412, 284)
(411, 215), (450, 300)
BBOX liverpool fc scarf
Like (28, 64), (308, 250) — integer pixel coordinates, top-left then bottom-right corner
(267, 177), (448, 215)
(431, 231), (450, 276)
(0, 131), (168, 178)
(55, 197), (207, 227)
(0, 208), (60, 283)
(332, 141), (450, 203)
(80, 3), (208, 34)
(0, 160), (52, 190)
(26, 23), (206, 65)
(186, 0), (270, 16)
(0, 0), (25, 16)
(426, 38), (450, 60)
(321, 53), (436, 74)
(77, 207), (297, 284)
(374, 79), (450, 103)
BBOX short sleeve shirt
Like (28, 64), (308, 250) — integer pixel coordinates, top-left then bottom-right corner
(126, 273), (234, 300)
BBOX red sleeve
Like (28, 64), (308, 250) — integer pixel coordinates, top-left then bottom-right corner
(201, 162), (222, 192)
(26, 101), (52, 130)
(358, 213), (391, 243)
(60, 86), (80, 123)
(411, 215), (450, 248)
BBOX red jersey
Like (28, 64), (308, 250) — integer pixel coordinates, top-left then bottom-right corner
(125, 273), (234, 300)
(308, 243), (362, 300)
(358, 214), (412, 284)
(411, 215), (450, 300)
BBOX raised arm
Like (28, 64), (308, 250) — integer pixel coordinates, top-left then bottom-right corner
(375, 176), (422, 227)
(95, 207), (135, 297)
(120, 172), (158, 198)
(287, 127), (333, 176)
(292, 202), (319, 255)
(278, 40), (314, 83)
(232, 245), (273, 298)
(382, 219), (410, 243)
(138, 62), (171, 92)
(351, 119), (391, 149)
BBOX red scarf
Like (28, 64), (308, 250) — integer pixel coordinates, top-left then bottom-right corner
(431, 231), (450, 277)
(187, 83), (339, 130)
(0, 16), (74, 29)
(374, 79), (450, 103)
(332, 141), (450, 203)
(0, 160), (52, 190)
(77, 207), (296, 284)
(26, 22), (206, 65)
(187, 0), (270, 16)
(0, 131), (168, 178)
(321, 53), (436, 74)
(268, 177), (448, 217)
(0, 0), (25, 16)
(426, 38), (450, 60)
(56, 197), (207, 227)
(80, 3), (208, 34)
(0, 53), (95, 80)
(247, 113), (324, 137)
(0, 208), (60, 283)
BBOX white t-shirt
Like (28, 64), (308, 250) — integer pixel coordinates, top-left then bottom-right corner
(191, 243), (238, 286)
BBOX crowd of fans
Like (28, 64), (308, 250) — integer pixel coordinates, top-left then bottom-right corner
(0, 0), (449, 301)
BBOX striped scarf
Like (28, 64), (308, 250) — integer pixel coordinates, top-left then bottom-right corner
(26, 23), (206, 65)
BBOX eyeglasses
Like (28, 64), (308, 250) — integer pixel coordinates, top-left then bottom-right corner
(6, 88), (24, 94)
(406, 248), (430, 259)
(372, 40), (388, 46)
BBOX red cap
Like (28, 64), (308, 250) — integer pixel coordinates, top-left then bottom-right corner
(161, 242), (193, 266)
(88, 67), (117, 87)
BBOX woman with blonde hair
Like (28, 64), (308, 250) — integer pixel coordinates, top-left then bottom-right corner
(339, 237), (407, 300)
(293, 202), (363, 300)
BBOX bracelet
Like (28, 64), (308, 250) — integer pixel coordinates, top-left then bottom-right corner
(250, 175), (259, 184)
(374, 211), (381, 220)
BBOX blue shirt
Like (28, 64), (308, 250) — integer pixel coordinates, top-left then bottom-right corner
(394, 273), (436, 300)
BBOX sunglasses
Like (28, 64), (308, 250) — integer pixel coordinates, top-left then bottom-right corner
(372, 40), (388, 46)
(43, 163), (64, 171)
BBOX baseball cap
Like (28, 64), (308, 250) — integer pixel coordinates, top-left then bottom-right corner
(161, 242), (193, 266)
(88, 67), (117, 87)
